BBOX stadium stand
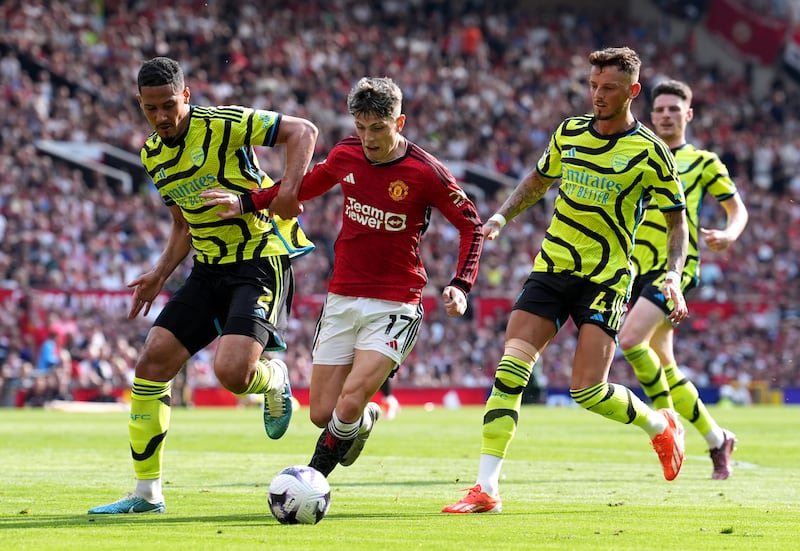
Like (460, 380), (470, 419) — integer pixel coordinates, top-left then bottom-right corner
(0, 0), (797, 407)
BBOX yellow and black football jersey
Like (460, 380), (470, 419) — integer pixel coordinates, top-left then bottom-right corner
(632, 143), (738, 287)
(141, 105), (314, 264)
(534, 115), (685, 298)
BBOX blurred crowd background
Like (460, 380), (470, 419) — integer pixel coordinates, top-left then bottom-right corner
(1, 0), (798, 408)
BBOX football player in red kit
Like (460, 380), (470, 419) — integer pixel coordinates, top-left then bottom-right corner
(201, 76), (483, 477)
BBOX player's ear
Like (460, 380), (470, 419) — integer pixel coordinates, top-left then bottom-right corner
(396, 114), (406, 132)
(630, 81), (642, 100)
(183, 86), (191, 103)
(685, 106), (694, 123)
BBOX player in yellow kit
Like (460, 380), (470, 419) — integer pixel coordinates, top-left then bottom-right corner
(443, 47), (690, 514)
(89, 56), (318, 514)
(619, 79), (748, 480)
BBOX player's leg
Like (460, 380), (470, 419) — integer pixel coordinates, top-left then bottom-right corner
(307, 295), (410, 476)
(380, 378), (400, 420)
(337, 350), (394, 466)
(88, 325), (190, 514)
(571, 323), (684, 481)
(215, 334), (292, 438)
(339, 298), (422, 466)
(307, 353), (392, 475)
(218, 255), (296, 439)
(88, 264), (233, 515)
(306, 294), (356, 430)
(652, 329), (736, 479)
(307, 362), (356, 476)
(572, 281), (685, 481)
(443, 308), (553, 514)
(619, 294), (673, 409)
(304, 294), (358, 475)
(215, 335), (274, 395)
(444, 274), (566, 514)
(481, 312), (551, 487)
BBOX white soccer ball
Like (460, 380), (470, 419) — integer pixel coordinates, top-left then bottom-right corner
(268, 465), (331, 524)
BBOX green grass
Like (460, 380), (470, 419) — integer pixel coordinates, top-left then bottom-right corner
(1, 404), (797, 550)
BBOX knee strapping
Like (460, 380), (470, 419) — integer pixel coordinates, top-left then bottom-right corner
(504, 338), (540, 365)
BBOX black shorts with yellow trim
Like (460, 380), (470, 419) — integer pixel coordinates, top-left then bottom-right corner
(154, 255), (293, 355)
(512, 271), (626, 338)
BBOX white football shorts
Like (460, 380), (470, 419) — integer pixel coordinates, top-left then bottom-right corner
(311, 293), (424, 367)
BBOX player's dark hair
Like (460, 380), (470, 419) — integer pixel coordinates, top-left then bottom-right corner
(347, 77), (402, 119)
(137, 57), (184, 92)
(652, 79), (693, 104)
(588, 47), (641, 82)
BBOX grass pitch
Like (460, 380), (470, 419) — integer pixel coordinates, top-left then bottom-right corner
(0, 403), (797, 550)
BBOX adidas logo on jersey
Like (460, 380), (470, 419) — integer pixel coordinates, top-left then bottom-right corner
(563, 148), (577, 158)
(343, 173), (355, 184)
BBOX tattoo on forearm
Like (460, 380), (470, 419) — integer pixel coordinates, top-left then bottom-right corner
(501, 172), (552, 220)
(664, 210), (687, 273)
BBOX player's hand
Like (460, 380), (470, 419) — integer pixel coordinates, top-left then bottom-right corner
(442, 286), (467, 317)
(483, 219), (503, 241)
(127, 272), (163, 319)
(200, 189), (242, 219)
(661, 275), (688, 327)
(269, 189), (303, 219)
(700, 227), (734, 252)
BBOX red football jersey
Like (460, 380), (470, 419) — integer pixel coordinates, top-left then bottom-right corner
(252, 136), (483, 303)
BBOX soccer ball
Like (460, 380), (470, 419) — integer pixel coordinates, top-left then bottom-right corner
(268, 465), (331, 524)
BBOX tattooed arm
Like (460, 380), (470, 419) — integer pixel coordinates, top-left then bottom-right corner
(663, 209), (688, 276)
(484, 168), (556, 241)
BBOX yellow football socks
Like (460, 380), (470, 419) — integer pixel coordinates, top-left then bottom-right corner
(623, 343), (674, 409)
(480, 355), (531, 458)
(571, 382), (653, 430)
(129, 377), (171, 481)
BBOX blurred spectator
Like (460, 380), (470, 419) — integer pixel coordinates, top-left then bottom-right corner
(0, 0), (797, 404)
(90, 380), (119, 403)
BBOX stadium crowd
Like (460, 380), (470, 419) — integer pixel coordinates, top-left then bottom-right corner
(0, 0), (798, 407)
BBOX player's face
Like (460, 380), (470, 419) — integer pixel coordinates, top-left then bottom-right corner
(589, 66), (639, 122)
(138, 84), (191, 144)
(354, 112), (406, 163)
(651, 93), (692, 143)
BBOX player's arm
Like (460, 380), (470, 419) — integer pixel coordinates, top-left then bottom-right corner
(484, 168), (556, 240)
(127, 204), (191, 319)
(268, 115), (319, 219)
(200, 159), (337, 218)
(662, 208), (689, 325)
(199, 186), (280, 218)
(438, 186), (484, 317)
(700, 193), (748, 251)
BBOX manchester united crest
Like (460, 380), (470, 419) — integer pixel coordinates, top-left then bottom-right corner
(388, 180), (409, 201)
